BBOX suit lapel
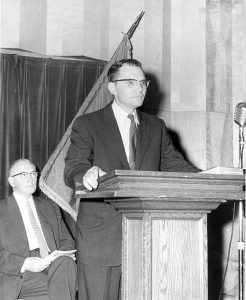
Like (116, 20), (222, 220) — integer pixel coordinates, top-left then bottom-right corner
(101, 105), (151, 170)
(102, 104), (130, 169)
(34, 197), (57, 252)
(136, 111), (150, 169)
(7, 195), (30, 256)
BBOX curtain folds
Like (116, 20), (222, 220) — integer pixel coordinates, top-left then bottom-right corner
(0, 50), (106, 199)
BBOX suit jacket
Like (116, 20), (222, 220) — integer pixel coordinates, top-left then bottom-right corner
(64, 102), (200, 266)
(0, 194), (75, 300)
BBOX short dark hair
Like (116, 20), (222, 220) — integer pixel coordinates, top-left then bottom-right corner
(107, 59), (144, 82)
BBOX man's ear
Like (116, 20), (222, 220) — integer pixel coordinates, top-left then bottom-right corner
(8, 177), (15, 188)
(108, 82), (116, 95)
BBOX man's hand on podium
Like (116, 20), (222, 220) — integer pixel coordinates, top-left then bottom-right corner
(83, 166), (106, 191)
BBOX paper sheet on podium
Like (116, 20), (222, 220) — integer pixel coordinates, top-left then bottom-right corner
(201, 166), (245, 175)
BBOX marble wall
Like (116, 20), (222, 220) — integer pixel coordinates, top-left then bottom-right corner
(1, 0), (246, 166)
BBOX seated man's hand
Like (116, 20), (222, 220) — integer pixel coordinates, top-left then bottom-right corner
(22, 257), (51, 273)
(70, 253), (76, 261)
(83, 166), (106, 191)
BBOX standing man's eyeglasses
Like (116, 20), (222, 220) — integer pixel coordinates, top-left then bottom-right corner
(113, 79), (150, 89)
(11, 171), (39, 178)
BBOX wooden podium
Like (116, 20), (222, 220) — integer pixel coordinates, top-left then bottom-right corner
(75, 170), (245, 300)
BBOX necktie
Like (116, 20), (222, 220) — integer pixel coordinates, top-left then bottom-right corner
(26, 200), (49, 258)
(128, 114), (137, 170)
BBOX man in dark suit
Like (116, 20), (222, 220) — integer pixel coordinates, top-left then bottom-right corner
(64, 58), (200, 300)
(0, 158), (77, 300)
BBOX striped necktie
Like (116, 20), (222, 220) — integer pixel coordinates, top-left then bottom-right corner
(128, 114), (137, 170)
(26, 200), (49, 258)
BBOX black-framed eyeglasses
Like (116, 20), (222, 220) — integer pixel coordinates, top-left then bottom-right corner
(113, 79), (150, 89)
(11, 171), (39, 178)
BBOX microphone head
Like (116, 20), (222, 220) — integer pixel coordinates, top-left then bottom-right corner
(234, 102), (246, 127)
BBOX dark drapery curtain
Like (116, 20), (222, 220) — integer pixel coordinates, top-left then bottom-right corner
(0, 49), (106, 199)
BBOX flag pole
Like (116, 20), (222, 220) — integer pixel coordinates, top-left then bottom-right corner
(127, 11), (145, 39)
(127, 11), (145, 58)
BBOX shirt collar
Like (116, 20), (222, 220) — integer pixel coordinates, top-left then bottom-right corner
(112, 101), (139, 125)
(13, 191), (33, 204)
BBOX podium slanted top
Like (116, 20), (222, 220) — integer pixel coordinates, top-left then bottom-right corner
(75, 169), (245, 201)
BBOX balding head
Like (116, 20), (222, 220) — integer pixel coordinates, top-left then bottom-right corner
(8, 158), (37, 197)
(9, 158), (36, 177)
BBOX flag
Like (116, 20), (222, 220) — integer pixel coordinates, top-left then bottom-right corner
(39, 34), (132, 220)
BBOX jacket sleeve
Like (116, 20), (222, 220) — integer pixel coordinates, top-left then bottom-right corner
(0, 248), (26, 276)
(64, 116), (94, 188)
(0, 204), (26, 275)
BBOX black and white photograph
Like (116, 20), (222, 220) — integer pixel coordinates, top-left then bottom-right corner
(0, 1), (245, 299)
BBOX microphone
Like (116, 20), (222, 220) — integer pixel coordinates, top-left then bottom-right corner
(234, 102), (246, 127)
(234, 102), (246, 169)
(234, 102), (246, 300)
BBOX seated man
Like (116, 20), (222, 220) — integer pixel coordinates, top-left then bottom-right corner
(0, 158), (77, 300)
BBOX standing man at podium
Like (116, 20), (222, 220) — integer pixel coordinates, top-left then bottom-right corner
(64, 58), (200, 300)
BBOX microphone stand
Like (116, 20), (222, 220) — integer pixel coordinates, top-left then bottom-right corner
(238, 125), (245, 300)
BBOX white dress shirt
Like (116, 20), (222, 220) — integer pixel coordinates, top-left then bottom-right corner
(112, 101), (139, 163)
(14, 192), (49, 251)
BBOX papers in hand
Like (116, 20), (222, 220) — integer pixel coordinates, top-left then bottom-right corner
(44, 249), (76, 263)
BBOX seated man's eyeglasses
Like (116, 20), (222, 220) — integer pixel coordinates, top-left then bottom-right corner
(11, 171), (39, 178)
(113, 79), (150, 89)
